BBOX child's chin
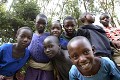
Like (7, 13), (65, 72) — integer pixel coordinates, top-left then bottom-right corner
(80, 63), (92, 71)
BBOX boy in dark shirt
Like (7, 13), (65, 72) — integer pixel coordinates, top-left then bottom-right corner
(77, 12), (113, 58)
(43, 36), (72, 80)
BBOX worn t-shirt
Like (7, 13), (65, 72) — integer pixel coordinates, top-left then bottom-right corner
(52, 50), (72, 80)
(69, 57), (120, 80)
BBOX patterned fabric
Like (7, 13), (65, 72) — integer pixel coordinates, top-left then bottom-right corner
(103, 27), (120, 41)
(103, 27), (120, 66)
(25, 32), (54, 80)
(28, 32), (50, 63)
(69, 57), (120, 80)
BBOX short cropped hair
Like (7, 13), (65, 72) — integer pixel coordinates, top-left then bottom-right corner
(16, 27), (33, 36)
(63, 16), (76, 25)
(79, 12), (93, 23)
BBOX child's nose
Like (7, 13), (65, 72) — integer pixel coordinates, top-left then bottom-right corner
(54, 28), (58, 31)
(79, 55), (86, 62)
(104, 18), (108, 21)
(68, 26), (73, 29)
(46, 48), (50, 52)
(23, 37), (29, 41)
(39, 24), (44, 27)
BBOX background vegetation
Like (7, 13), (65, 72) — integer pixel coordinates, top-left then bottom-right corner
(0, 0), (120, 44)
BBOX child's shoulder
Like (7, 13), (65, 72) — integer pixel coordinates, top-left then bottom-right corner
(101, 57), (115, 67)
(70, 65), (78, 73)
(101, 57), (112, 62)
(0, 43), (12, 48)
(44, 32), (50, 36)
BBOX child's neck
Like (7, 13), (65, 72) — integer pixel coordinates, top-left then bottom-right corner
(35, 31), (44, 36)
(14, 43), (25, 51)
(12, 43), (25, 59)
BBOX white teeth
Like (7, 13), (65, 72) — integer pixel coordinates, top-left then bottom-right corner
(81, 63), (89, 69)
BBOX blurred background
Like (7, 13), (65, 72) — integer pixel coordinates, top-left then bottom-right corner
(0, 0), (120, 44)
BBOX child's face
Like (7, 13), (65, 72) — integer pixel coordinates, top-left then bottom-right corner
(35, 17), (47, 33)
(63, 19), (76, 35)
(100, 15), (110, 27)
(16, 29), (32, 48)
(43, 38), (60, 58)
(68, 40), (94, 72)
(51, 23), (62, 37)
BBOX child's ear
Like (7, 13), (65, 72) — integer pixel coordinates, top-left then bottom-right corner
(58, 44), (61, 48)
(69, 56), (74, 63)
(69, 56), (71, 59)
(92, 45), (96, 54)
(15, 33), (18, 39)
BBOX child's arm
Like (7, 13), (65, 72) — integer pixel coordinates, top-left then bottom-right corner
(0, 75), (5, 80)
(4, 76), (13, 80)
(0, 75), (13, 80)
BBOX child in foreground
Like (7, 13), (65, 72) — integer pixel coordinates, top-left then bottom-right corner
(67, 36), (120, 80)
(0, 27), (33, 80)
(43, 36), (72, 80)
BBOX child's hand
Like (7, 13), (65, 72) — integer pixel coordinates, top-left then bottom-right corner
(16, 71), (25, 80)
(0, 75), (5, 80)
(4, 76), (13, 80)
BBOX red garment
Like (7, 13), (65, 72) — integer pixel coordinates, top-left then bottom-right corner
(103, 26), (120, 41)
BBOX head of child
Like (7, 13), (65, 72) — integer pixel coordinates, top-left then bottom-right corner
(80, 12), (95, 25)
(35, 13), (47, 34)
(63, 16), (76, 36)
(99, 13), (110, 27)
(67, 36), (96, 73)
(43, 36), (60, 58)
(51, 20), (62, 38)
(16, 27), (33, 49)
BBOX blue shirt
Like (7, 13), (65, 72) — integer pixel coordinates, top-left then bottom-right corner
(59, 37), (68, 50)
(60, 31), (77, 50)
(69, 57), (120, 80)
(0, 43), (30, 77)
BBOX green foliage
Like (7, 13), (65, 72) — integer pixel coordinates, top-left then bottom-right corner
(1, 0), (120, 44)
(62, 0), (81, 27)
(12, 0), (40, 21)
(0, 0), (39, 43)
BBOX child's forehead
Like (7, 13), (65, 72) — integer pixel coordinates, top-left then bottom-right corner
(18, 29), (32, 36)
(36, 16), (47, 22)
(100, 15), (109, 19)
(64, 19), (75, 23)
(69, 41), (82, 48)
(52, 23), (61, 27)
(45, 37), (57, 43)
(70, 40), (90, 48)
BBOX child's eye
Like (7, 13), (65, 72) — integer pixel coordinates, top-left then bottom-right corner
(73, 54), (78, 60)
(48, 45), (53, 48)
(83, 50), (90, 55)
(20, 35), (25, 38)
(28, 37), (32, 40)
(27, 36), (32, 40)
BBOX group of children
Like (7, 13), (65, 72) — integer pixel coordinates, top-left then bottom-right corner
(0, 12), (120, 80)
